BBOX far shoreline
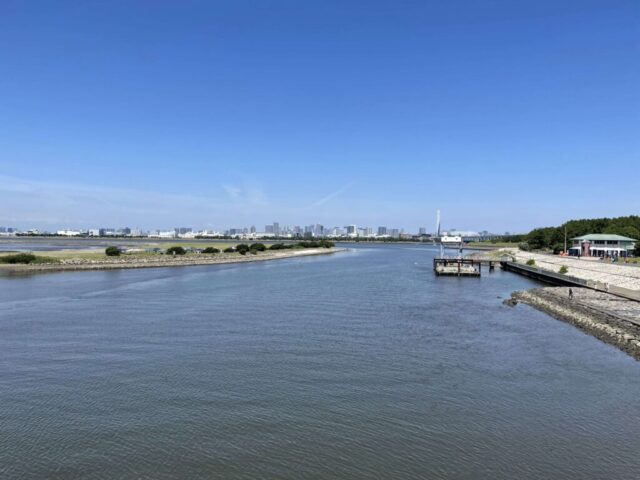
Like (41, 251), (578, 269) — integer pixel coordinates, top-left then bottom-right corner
(0, 247), (346, 275)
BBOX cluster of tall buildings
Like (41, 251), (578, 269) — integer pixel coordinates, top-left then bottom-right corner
(0, 226), (18, 237)
(217, 223), (419, 239)
(2, 222), (502, 240)
(1, 222), (435, 239)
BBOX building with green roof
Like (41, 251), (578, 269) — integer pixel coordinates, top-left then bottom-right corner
(569, 234), (636, 257)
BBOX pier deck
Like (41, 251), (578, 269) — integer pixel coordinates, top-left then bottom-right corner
(433, 258), (483, 277)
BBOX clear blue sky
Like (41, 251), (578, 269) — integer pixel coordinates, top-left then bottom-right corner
(1, 0), (638, 232)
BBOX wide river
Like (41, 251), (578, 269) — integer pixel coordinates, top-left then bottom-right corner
(1, 244), (639, 479)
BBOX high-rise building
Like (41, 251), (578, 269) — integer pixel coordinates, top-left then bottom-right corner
(419, 227), (426, 235)
(377, 226), (387, 236)
(250, 225), (256, 233)
(273, 222), (280, 236)
(265, 224), (274, 234)
(346, 225), (357, 235)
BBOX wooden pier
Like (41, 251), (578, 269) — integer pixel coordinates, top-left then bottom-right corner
(433, 258), (500, 277)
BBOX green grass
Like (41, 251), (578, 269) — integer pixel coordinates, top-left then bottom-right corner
(621, 257), (640, 264)
(0, 240), (332, 265)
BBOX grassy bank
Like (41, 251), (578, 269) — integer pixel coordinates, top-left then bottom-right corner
(0, 245), (343, 274)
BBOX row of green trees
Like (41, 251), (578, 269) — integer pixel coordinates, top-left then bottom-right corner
(269, 240), (334, 250)
(520, 215), (640, 253)
(105, 240), (335, 258)
(233, 240), (334, 255)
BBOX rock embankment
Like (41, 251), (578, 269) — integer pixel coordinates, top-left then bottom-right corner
(508, 287), (640, 360)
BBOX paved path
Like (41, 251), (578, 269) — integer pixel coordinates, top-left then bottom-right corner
(509, 250), (640, 291)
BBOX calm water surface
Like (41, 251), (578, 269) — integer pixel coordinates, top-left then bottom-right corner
(1, 245), (639, 479)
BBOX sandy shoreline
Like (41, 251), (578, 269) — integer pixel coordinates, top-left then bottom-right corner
(0, 247), (346, 274)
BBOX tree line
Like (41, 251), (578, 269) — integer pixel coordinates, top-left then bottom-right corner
(519, 215), (640, 253)
(105, 240), (335, 257)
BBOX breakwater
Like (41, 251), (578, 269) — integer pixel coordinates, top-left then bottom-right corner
(470, 250), (640, 359)
(509, 287), (640, 360)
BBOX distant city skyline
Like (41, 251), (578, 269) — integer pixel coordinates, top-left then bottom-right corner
(1, 173), (637, 234)
(1, 2), (638, 232)
(0, 219), (495, 239)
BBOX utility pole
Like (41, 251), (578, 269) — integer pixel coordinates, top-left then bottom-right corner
(564, 226), (567, 254)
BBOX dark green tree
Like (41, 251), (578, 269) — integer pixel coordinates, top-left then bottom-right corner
(526, 216), (640, 250)
(105, 246), (120, 256)
(235, 244), (250, 255)
(166, 246), (186, 255)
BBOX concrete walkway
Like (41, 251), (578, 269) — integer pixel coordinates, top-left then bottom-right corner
(508, 249), (640, 291)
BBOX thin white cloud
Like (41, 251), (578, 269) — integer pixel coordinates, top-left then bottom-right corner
(222, 183), (268, 206)
(223, 185), (241, 199)
(310, 182), (354, 208)
(0, 175), (266, 229)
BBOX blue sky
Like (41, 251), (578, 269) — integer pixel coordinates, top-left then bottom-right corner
(1, 0), (638, 232)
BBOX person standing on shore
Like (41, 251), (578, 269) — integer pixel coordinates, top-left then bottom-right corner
(569, 288), (573, 300)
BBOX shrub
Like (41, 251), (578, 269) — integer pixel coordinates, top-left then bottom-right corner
(166, 246), (186, 255)
(202, 247), (220, 254)
(0, 253), (37, 264)
(269, 243), (293, 250)
(235, 244), (250, 255)
(526, 259), (535, 266)
(105, 246), (120, 256)
(299, 241), (320, 248)
(249, 243), (266, 252)
(518, 242), (530, 251)
(559, 265), (568, 274)
(223, 247), (234, 253)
